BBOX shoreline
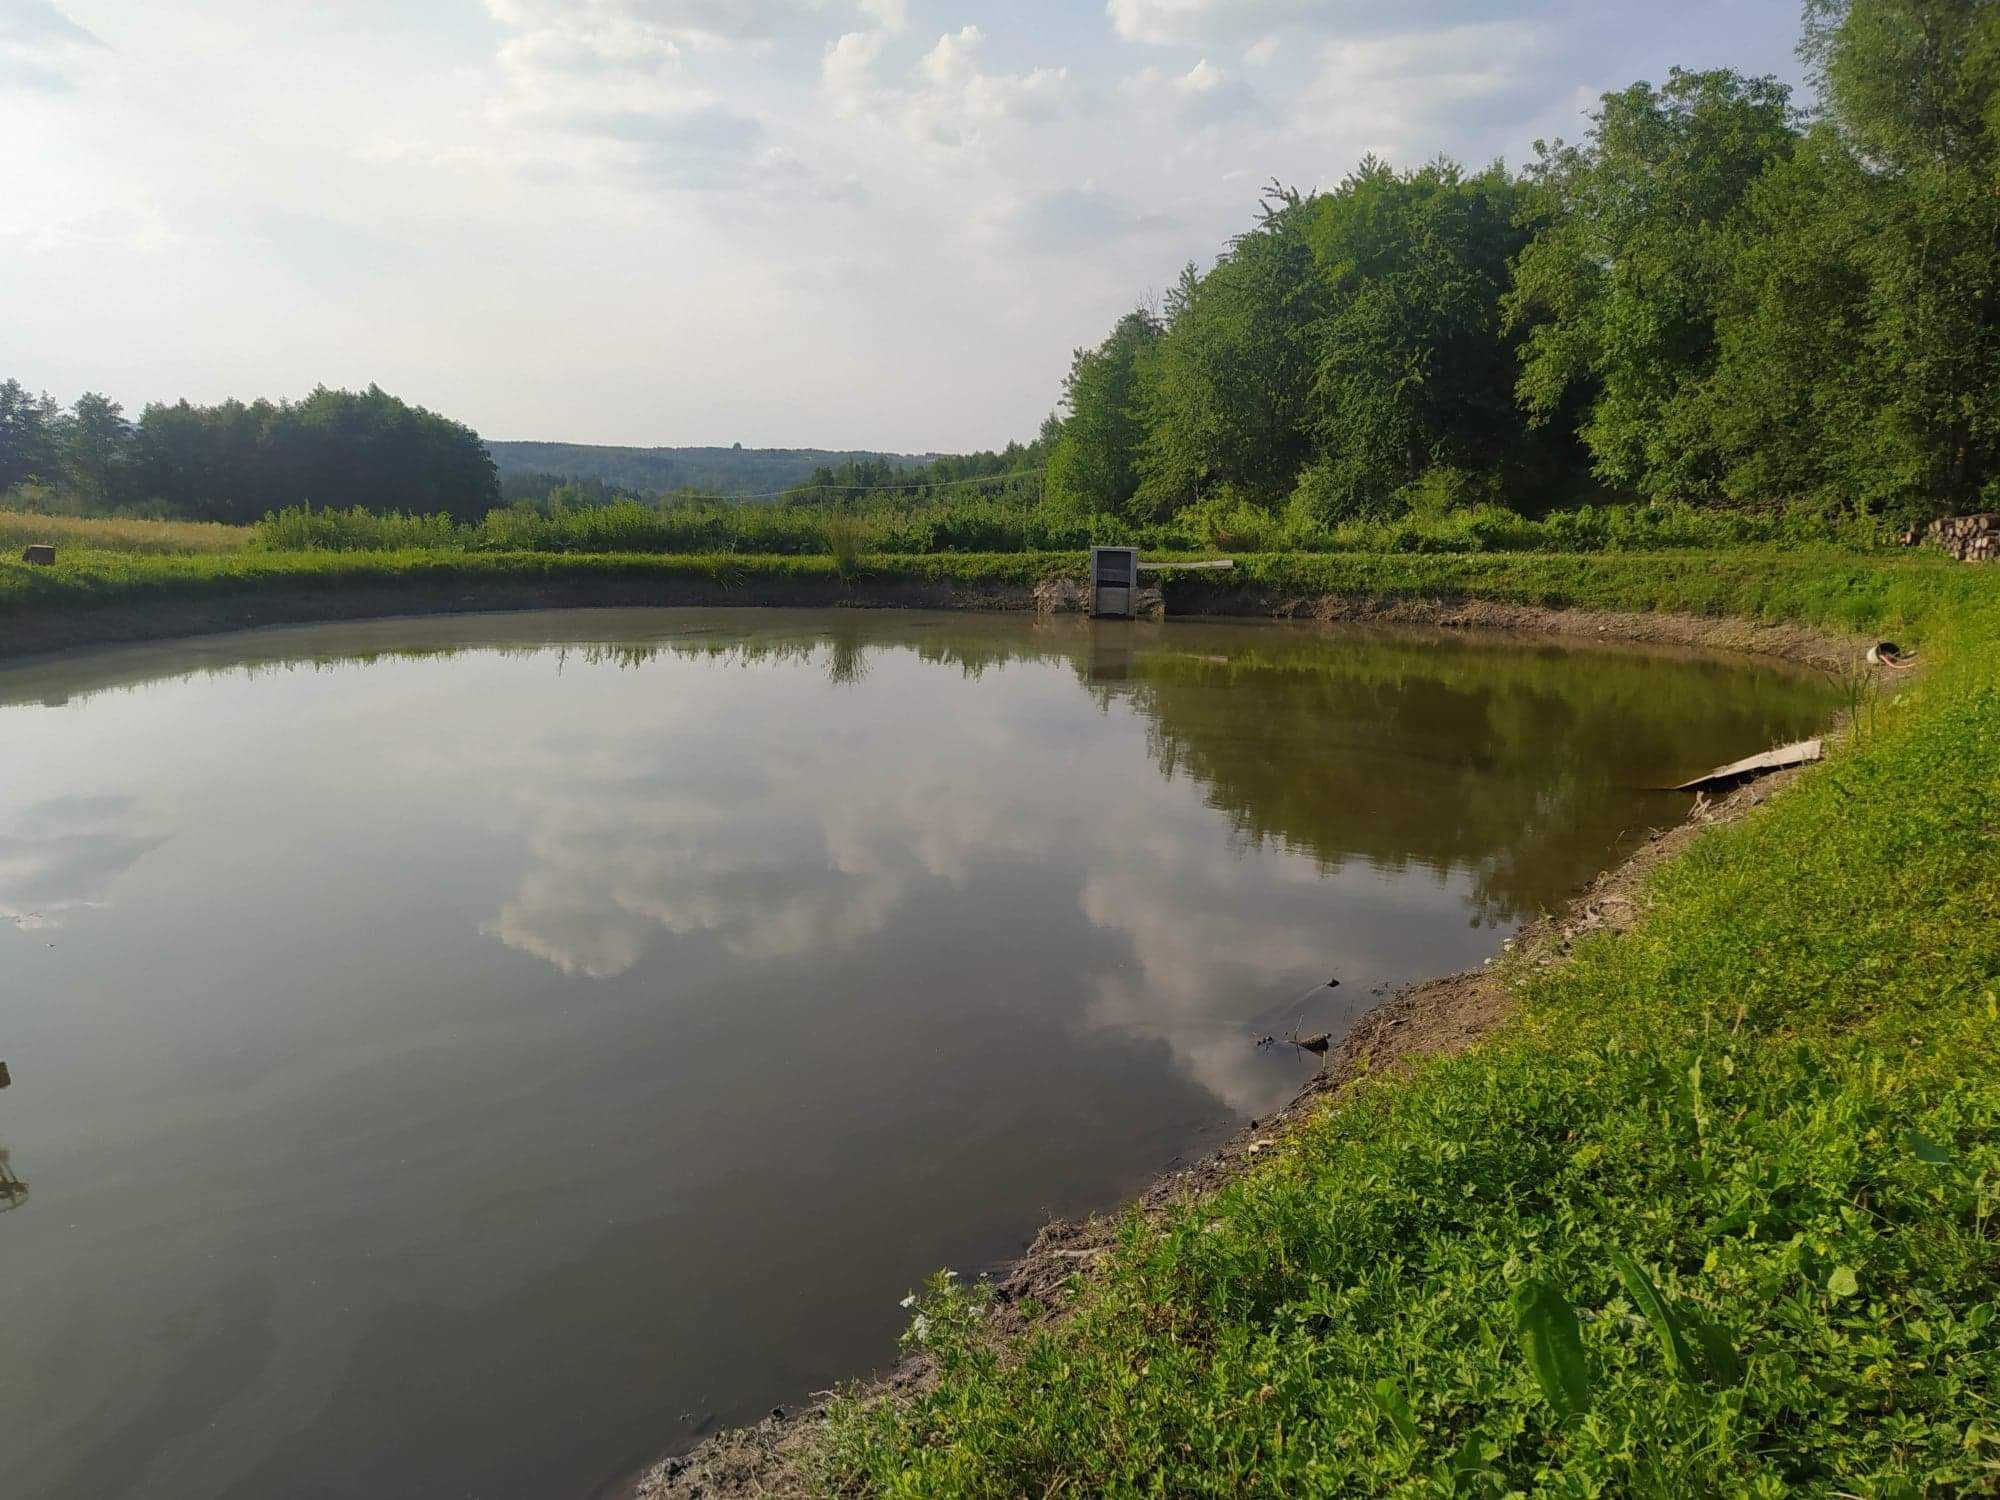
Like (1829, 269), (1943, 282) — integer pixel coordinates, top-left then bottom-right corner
(0, 565), (1868, 673)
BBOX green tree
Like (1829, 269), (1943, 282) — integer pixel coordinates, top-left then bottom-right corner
(1133, 194), (1326, 515)
(1043, 309), (1159, 518)
(1506, 69), (1798, 499)
(1299, 158), (1547, 520)
(1708, 0), (2000, 518)
(0, 379), (60, 491)
(61, 392), (136, 510)
(126, 384), (500, 523)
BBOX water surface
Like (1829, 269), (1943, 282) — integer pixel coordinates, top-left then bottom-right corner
(0, 609), (1837, 1498)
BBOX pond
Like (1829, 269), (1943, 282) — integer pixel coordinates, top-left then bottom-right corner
(0, 608), (1838, 1498)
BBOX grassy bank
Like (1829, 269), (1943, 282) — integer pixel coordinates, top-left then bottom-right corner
(0, 544), (1984, 667)
(1, 496), (1894, 563)
(811, 577), (2000, 1496)
(0, 544), (1983, 637)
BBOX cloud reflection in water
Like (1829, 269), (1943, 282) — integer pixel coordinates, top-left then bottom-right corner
(0, 795), (170, 929)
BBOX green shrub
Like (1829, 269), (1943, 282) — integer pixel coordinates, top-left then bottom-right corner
(255, 504), (464, 551)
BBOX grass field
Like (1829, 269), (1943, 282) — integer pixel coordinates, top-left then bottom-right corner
(0, 543), (1983, 644)
(0, 509), (253, 556)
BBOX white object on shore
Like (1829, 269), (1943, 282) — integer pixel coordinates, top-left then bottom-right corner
(1671, 738), (1823, 793)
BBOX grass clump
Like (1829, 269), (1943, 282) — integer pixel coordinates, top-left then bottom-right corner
(819, 588), (2000, 1496)
(252, 504), (463, 552)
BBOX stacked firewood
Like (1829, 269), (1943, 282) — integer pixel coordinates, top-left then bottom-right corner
(1917, 513), (1999, 561)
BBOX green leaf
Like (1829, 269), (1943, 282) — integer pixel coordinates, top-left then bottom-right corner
(1446, 1429), (1497, 1492)
(1908, 1129), (1954, 1166)
(1610, 1249), (1693, 1379)
(1511, 1278), (1590, 1421)
(1369, 1377), (1419, 1445)
(1828, 1265), (1860, 1299)
(1686, 1311), (1746, 1387)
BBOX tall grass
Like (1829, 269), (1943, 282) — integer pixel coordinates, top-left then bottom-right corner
(0, 508), (253, 556)
(253, 505), (463, 552)
(822, 512), (866, 573)
(244, 496), (1896, 558)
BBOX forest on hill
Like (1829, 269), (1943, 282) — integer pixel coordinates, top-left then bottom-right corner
(487, 442), (941, 501)
(0, 382), (499, 524)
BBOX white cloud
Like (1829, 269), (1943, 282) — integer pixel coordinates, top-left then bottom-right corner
(824, 23), (1074, 151)
(1107, 0), (1309, 47)
(1297, 20), (1551, 152)
(917, 22), (979, 85)
(905, 25), (1072, 148)
(486, 0), (827, 48)
(858, 0), (907, 32)
(821, 29), (883, 116)
(1123, 56), (1261, 128)
(0, 0), (95, 43)
(0, 0), (100, 91)
(483, 0), (818, 194)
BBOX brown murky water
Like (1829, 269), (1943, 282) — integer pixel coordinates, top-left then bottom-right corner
(0, 609), (1837, 1498)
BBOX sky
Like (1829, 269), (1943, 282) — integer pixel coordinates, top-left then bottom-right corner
(1, 0), (1811, 453)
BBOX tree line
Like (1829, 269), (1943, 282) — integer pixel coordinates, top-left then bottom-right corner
(776, 439), (1052, 508)
(1041, 0), (2000, 531)
(0, 382), (498, 524)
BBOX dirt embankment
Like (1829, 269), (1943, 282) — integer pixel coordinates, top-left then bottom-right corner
(0, 574), (1037, 663)
(623, 756), (1837, 1500)
(1039, 575), (1862, 672)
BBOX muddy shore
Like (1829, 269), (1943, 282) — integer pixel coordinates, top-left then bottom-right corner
(1, 569), (1862, 671)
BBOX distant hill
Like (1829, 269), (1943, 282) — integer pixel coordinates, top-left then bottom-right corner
(488, 441), (942, 500)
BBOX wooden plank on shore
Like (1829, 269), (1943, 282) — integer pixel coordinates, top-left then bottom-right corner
(1138, 559), (1236, 571)
(1671, 738), (1822, 793)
